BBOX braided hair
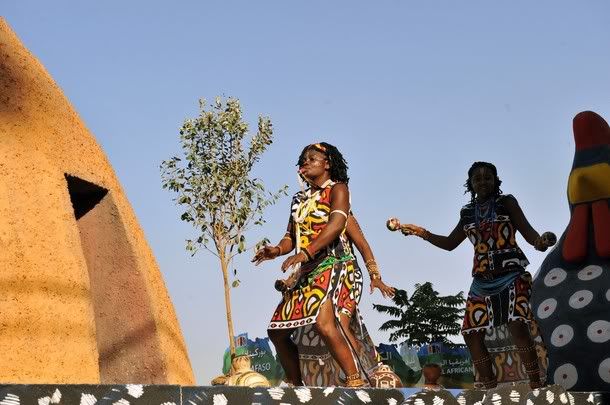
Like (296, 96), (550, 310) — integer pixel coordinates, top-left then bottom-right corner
(464, 161), (503, 202)
(297, 142), (349, 184)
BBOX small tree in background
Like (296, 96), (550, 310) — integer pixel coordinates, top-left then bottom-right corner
(161, 97), (287, 356)
(373, 282), (465, 346)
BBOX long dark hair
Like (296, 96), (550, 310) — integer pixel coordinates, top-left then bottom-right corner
(297, 142), (349, 184)
(464, 161), (502, 202)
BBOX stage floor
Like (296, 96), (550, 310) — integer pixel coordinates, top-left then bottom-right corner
(0, 384), (607, 404)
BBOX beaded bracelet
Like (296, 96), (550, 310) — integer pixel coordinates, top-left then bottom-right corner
(421, 229), (431, 241)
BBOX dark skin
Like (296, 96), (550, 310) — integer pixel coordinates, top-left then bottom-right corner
(346, 216), (396, 298)
(252, 151), (351, 270)
(401, 166), (553, 388)
(402, 167), (553, 251)
(254, 214), (395, 366)
(252, 149), (395, 297)
(253, 215), (395, 296)
(253, 148), (384, 386)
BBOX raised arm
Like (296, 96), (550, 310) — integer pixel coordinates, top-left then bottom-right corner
(281, 183), (349, 271)
(402, 221), (466, 251)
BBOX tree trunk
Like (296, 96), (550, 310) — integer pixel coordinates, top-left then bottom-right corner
(219, 249), (236, 356)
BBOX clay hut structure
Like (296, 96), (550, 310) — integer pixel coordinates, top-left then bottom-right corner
(0, 19), (194, 384)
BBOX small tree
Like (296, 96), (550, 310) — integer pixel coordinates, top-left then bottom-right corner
(161, 97), (287, 356)
(373, 282), (465, 346)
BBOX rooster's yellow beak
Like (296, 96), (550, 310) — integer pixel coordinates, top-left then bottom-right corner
(568, 163), (610, 204)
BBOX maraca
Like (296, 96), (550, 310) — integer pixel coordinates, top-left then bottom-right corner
(386, 217), (403, 232)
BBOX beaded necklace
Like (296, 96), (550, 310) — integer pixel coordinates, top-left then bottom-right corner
(474, 197), (495, 230)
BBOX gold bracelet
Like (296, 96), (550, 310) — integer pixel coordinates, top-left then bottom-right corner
(368, 266), (381, 277)
(276, 245), (284, 256)
(365, 260), (382, 280)
(346, 372), (362, 382)
(366, 263), (379, 273)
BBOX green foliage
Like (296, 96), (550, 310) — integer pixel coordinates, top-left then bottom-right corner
(161, 96), (287, 357)
(373, 282), (465, 347)
(160, 97), (288, 263)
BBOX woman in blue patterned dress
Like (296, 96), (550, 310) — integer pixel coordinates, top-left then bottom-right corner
(399, 162), (555, 389)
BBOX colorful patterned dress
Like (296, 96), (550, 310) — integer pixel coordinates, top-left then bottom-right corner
(460, 194), (547, 385)
(268, 181), (380, 386)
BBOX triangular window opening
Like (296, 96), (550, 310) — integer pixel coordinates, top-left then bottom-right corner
(65, 174), (108, 219)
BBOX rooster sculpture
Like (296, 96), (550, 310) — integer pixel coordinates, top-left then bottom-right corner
(532, 111), (610, 391)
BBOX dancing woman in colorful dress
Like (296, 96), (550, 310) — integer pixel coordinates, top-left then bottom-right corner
(253, 142), (394, 387)
(398, 161), (555, 389)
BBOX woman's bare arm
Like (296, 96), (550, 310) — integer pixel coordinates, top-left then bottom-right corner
(281, 183), (349, 271)
(346, 214), (396, 297)
(403, 221), (466, 251)
(345, 215), (374, 262)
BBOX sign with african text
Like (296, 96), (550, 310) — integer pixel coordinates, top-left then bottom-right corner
(222, 333), (284, 385)
(377, 342), (474, 389)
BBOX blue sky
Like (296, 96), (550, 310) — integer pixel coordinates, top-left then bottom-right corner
(4, 1), (610, 384)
